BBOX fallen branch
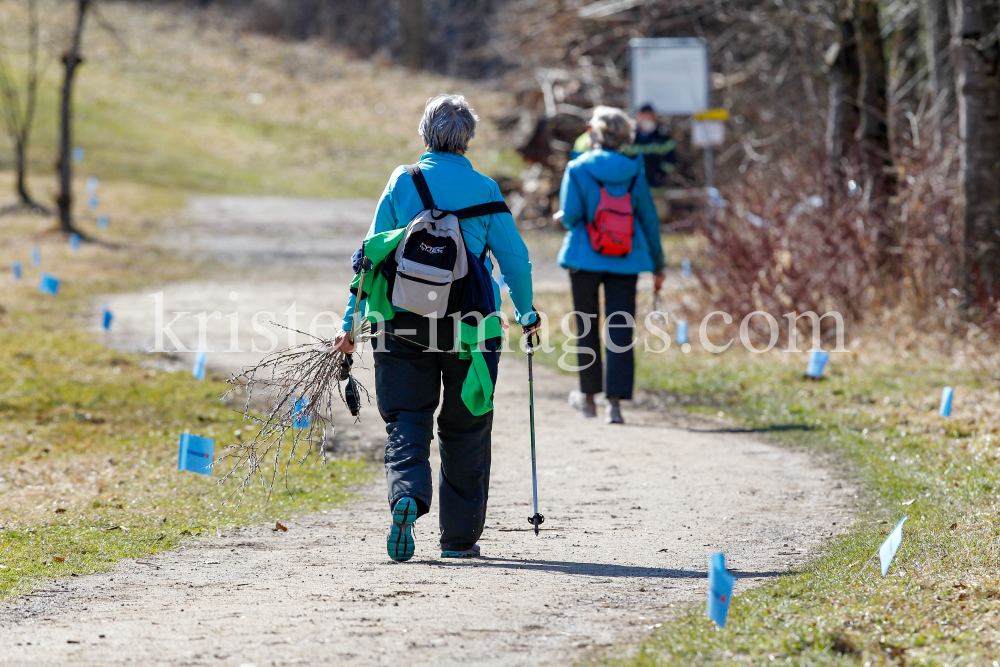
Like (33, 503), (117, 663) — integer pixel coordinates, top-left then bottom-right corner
(219, 320), (372, 505)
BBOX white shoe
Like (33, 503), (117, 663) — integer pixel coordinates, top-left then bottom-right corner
(606, 402), (624, 424)
(569, 391), (597, 418)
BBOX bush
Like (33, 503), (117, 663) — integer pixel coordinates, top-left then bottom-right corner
(698, 148), (965, 345)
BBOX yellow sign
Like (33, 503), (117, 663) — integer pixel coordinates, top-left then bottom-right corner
(693, 109), (730, 121)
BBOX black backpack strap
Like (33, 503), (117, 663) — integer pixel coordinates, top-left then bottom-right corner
(452, 201), (511, 219)
(406, 164), (435, 210)
(453, 201), (510, 263)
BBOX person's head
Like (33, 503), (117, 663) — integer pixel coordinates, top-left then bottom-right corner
(418, 94), (478, 154)
(588, 106), (635, 151)
(636, 103), (657, 133)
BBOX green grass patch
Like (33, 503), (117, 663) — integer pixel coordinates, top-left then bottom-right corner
(0, 312), (372, 601)
(586, 349), (1000, 665)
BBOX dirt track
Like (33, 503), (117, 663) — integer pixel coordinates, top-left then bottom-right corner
(0, 197), (854, 667)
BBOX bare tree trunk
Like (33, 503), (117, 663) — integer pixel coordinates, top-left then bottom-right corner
(399, 0), (428, 69)
(56, 0), (92, 234)
(854, 0), (898, 272)
(955, 0), (1000, 303)
(0, 0), (48, 213)
(826, 7), (861, 176)
(922, 0), (956, 152)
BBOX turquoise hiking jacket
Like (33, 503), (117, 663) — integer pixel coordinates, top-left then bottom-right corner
(342, 151), (536, 330)
(557, 149), (665, 275)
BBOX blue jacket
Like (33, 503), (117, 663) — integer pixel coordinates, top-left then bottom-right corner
(557, 149), (664, 275)
(343, 151), (536, 329)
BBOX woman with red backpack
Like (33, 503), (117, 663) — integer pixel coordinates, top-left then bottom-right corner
(556, 106), (665, 424)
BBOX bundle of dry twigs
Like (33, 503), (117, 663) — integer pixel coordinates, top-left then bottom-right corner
(219, 320), (372, 504)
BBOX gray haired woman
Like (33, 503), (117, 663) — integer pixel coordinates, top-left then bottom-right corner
(556, 106), (665, 424)
(334, 94), (539, 562)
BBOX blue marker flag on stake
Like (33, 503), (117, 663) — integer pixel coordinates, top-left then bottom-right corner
(682, 257), (692, 278)
(292, 397), (311, 429)
(806, 349), (829, 378)
(88, 196), (99, 212)
(676, 320), (689, 346)
(102, 307), (113, 331)
(192, 350), (207, 380)
(72, 146), (84, 163)
(178, 433), (214, 475)
(38, 274), (59, 295)
(707, 552), (735, 628)
(879, 515), (908, 576)
(939, 386), (953, 417)
(86, 176), (99, 195)
(98, 214), (109, 229)
(12, 262), (22, 280)
(70, 233), (81, 251)
(30, 247), (40, 266)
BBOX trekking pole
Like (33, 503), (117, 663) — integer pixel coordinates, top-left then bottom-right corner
(526, 331), (544, 536)
(350, 248), (370, 342)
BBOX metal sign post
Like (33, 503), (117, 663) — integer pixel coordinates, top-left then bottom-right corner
(692, 108), (729, 195)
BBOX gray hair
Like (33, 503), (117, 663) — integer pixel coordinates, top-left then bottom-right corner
(589, 105), (635, 151)
(418, 94), (479, 154)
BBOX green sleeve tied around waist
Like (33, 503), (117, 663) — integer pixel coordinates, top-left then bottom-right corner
(349, 228), (407, 326)
(457, 316), (504, 416)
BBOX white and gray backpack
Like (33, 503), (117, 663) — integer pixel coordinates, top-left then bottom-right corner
(391, 164), (510, 318)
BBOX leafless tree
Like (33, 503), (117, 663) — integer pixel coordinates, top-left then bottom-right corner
(0, 0), (49, 213)
(921, 0), (956, 152)
(955, 0), (1000, 303)
(55, 0), (93, 235)
(400, 0), (429, 69)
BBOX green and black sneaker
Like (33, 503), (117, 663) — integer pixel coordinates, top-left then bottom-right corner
(441, 544), (481, 558)
(387, 497), (418, 562)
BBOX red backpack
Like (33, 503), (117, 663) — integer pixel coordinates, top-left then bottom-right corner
(586, 173), (638, 257)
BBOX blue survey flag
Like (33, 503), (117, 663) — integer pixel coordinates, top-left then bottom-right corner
(38, 274), (59, 295)
(30, 247), (40, 266)
(70, 233), (81, 251)
(292, 397), (311, 429)
(879, 515), (908, 576)
(102, 307), (113, 330)
(88, 196), (99, 212)
(12, 262), (22, 280)
(192, 350), (207, 380)
(178, 433), (214, 475)
(86, 176), (99, 195)
(98, 214), (109, 229)
(72, 147), (85, 163)
(806, 349), (829, 378)
(676, 319), (689, 346)
(707, 552), (735, 628)
(939, 387), (953, 417)
(682, 257), (691, 278)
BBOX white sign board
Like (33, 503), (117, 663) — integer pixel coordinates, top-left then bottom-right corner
(630, 38), (709, 116)
(691, 120), (725, 147)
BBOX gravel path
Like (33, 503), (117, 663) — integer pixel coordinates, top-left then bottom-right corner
(1, 197), (854, 666)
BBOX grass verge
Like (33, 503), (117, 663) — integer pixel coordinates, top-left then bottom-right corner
(581, 348), (1000, 665)
(0, 297), (371, 602)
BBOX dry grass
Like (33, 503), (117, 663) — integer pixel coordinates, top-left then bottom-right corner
(1, 0), (520, 205)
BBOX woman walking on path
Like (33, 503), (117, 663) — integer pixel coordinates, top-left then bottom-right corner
(332, 94), (539, 562)
(557, 106), (665, 424)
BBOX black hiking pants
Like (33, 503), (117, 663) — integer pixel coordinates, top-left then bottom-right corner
(569, 269), (638, 400)
(373, 312), (495, 552)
